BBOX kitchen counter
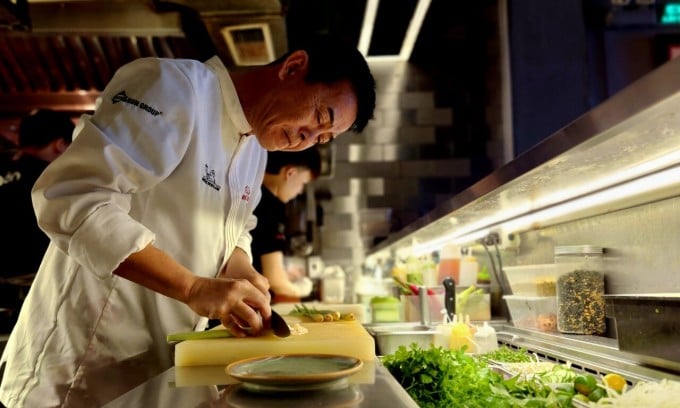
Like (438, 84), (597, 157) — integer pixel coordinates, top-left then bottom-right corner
(102, 359), (418, 407)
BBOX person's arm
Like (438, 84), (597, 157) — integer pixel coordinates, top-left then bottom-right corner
(116, 244), (270, 336)
(260, 250), (309, 299)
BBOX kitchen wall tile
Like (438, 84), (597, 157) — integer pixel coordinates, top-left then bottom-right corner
(322, 213), (353, 230)
(416, 108), (454, 126)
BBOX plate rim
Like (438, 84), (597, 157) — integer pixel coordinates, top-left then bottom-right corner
(225, 353), (364, 385)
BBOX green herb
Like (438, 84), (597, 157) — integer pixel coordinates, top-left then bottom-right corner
(381, 343), (505, 407)
(382, 343), (579, 407)
(478, 346), (534, 363)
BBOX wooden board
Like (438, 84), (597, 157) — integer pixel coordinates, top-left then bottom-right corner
(174, 318), (376, 367)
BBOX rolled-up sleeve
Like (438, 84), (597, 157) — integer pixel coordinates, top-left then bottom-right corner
(32, 58), (195, 278)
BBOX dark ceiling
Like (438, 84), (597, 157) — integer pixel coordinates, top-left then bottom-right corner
(0, 0), (446, 141)
(0, 0), (433, 114)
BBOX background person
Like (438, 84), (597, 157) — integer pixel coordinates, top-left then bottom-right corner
(0, 35), (375, 407)
(0, 109), (74, 331)
(251, 148), (321, 303)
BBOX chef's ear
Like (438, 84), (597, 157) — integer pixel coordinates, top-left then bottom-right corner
(278, 50), (308, 80)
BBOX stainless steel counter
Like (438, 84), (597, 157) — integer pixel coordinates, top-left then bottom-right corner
(102, 360), (418, 407)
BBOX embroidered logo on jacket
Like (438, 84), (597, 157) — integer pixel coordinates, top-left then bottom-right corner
(241, 186), (251, 201)
(0, 170), (21, 187)
(201, 164), (221, 191)
(111, 91), (163, 117)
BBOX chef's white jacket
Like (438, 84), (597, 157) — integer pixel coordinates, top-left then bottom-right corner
(0, 56), (266, 407)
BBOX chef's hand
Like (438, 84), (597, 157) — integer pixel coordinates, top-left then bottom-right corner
(185, 276), (270, 337)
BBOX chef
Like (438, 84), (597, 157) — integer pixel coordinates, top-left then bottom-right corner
(0, 35), (375, 407)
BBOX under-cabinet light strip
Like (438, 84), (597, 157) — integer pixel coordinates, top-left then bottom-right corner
(411, 163), (680, 255)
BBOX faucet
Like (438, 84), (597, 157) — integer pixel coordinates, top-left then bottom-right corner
(418, 285), (430, 327)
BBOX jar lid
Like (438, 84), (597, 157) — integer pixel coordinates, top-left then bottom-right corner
(554, 245), (604, 255)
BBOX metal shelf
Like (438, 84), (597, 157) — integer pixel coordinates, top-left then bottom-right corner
(494, 325), (680, 384)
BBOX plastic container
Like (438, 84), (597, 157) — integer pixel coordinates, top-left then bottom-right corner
(554, 245), (606, 335)
(456, 285), (491, 321)
(458, 252), (479, 287)
(370, 296), (402, 322)
(321, 265), (346, 303)
(438, 244), (461, 284)
(503, 295), (558, 332)
(503, 264), (557, 296)
(401, 287), (445, 324)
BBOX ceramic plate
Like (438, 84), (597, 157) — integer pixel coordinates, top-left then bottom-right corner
(225, 354), (363, 390)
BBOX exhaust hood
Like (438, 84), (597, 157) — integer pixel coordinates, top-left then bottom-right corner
(0, 0), (287, 115)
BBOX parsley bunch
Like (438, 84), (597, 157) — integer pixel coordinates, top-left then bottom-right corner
(381, 343), (505, 407)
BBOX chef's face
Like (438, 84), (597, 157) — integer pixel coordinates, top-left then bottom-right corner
(280, 167), (313, 203)
(252, 52), (359, 152)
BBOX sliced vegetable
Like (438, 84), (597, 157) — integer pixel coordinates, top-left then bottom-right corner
(166, 329), (232, 343)
(288, 304), (355, 322)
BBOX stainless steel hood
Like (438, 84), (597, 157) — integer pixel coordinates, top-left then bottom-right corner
(0, 0), (287, 115)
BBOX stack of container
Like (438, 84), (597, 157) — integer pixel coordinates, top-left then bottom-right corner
(503, 264), (558, 332)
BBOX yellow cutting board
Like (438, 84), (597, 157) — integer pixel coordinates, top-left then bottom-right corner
(174, 318), (376, 367)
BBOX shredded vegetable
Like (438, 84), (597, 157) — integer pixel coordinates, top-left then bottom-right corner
(589, 379), (680, 407)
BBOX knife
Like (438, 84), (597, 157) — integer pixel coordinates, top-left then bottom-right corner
(166, 310), (290, 343)
(269, 310), (291, 338)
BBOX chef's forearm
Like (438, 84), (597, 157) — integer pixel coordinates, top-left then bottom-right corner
(113, 243), (197, 303)
(222, 248), (271, 298)
(222, 247), (254, 277)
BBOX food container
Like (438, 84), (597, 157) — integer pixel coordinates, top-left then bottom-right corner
(554, 245), (606, 335)
(456, 285), (491, 321)
(370, 296), (402, 323)
(604, 293), (680, 364)
(503, 264), (557, 296)
(503, 295), (558, 332)
(401, 287), (445, 324)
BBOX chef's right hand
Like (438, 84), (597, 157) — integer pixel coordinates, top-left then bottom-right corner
(185, 276), (270, 337)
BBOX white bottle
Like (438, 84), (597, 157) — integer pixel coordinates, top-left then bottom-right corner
(473, 322), (498, 354)
(459, 250), (479, 287)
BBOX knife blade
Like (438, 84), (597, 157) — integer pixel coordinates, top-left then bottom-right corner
(270, 310), (291, 338)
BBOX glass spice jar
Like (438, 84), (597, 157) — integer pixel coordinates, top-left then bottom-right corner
(554, 245), (606, 335)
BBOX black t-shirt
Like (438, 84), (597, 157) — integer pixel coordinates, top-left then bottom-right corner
(0, 153), (51, 278)
(250, 186), (287, 275)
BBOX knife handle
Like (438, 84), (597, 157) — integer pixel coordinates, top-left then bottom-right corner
(442, 277), (456, 321)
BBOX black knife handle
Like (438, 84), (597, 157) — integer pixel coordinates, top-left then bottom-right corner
(442, 277), (456, 321)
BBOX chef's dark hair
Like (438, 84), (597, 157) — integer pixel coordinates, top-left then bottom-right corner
(265, 147), (322, 179)
(19, 109), (75, 148)
(270, 35), (376, 134)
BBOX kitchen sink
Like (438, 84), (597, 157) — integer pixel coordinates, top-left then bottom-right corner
(365, 322), (442, 356)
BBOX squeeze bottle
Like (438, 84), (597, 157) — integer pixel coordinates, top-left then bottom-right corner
(438, 244), (461, 284)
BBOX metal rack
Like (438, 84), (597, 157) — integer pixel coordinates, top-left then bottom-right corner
(495, 325), (680, 386)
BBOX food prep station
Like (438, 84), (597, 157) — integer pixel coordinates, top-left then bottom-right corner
(360, 52), (680, 403)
